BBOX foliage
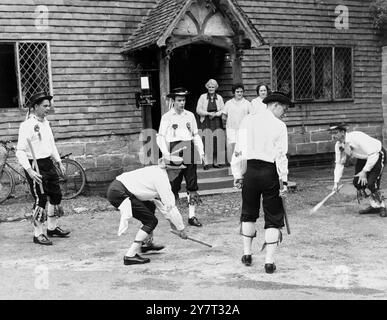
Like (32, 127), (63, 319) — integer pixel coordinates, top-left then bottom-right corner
(370, 0), (387, 30)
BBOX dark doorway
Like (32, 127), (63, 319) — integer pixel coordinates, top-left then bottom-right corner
(169, 44), (227, 114)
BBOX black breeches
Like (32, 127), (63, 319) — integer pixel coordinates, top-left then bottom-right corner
(107, 180), (158, 234)
(353, 148), (386, 193)
(25, 157), (62, 209)
(241, 160), (285, 229)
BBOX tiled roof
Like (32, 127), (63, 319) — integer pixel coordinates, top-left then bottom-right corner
(123, 0), (187, 52)
(123, 0), (264, 52)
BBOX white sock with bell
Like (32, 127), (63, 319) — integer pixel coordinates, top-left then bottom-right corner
(126, 229), (149, 257)
(188, 204), (195, 218)
(241, 222), (255, 255)
(47, 203), (58, 230)
(265, 228), (279, 264)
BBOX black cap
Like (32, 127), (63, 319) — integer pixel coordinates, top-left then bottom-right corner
(28, 91), (53, 109)
(327, 122), (348, 132)
(262, 91), (294, 108)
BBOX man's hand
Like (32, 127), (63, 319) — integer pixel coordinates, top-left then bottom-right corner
(234, 178), (243, 189)
(279, 185), (288, 198)
(200, 153), (205, 164)
(354, 170), (367, 186)
(26, 168), (42, 185)
(332, 183), (339, 192)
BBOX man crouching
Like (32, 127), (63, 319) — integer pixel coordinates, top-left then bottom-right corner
(107, 155), (188, 265)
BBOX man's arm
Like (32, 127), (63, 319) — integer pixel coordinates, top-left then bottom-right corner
(156, 115), (170, 156)
(275, 123), (289, 184)
(231, 119), (248, 183)
(333, 142), (345, 190)
(190, 113), (204, 159)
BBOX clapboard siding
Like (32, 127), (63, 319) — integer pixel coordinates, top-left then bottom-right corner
(238, 0), (383, 127)
(0, 0), (155, 141)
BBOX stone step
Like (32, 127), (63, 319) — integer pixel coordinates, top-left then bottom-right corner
(181, 175), (235, 192)
(196, 166), (230, 179)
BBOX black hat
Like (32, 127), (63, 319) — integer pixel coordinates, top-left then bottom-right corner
(262, 91), (294, 108)
(167, 87), (190, 98)
(327, 122), (348, 132)
(28, 91), (53, 109)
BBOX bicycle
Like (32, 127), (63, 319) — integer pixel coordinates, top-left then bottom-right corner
(0, 140), (87, 204)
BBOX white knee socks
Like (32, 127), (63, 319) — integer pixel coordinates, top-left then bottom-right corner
(241, 222), (255, 255)
(265, 228), (279, 264)
(126, 229), (149, 257)
(47, 203), (58, 230)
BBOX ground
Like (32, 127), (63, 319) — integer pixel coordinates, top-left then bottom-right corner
(0, 166), (387, 300)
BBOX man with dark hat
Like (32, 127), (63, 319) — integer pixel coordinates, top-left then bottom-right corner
(328, 123), (387, 217)
(106, 154), (188, 265)
(156, 87), (205, 227)
(16, 91), (70, 245)
(231, 91), (294, 274)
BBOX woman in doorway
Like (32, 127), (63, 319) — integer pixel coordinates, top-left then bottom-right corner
(250, 83), (270, 115)
(196, 79), (225, 170)
(222, 83), (251, 169)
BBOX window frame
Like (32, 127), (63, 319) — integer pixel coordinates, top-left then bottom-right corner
(0, 40), (53, 110)
(270, 45), (354, 103)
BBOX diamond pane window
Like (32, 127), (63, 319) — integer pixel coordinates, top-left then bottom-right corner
(334, 47), (352, 99)
(294, 47), (313, 100)
(18, 42), (51, 108)
(271, 46), (352, 102)
(315, 47), (332, 100)
(272, 47), (291, 97)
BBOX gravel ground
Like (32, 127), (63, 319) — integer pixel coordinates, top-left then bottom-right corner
(1, 165), (387, 300)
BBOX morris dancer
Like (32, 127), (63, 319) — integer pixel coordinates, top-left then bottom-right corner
(157, 87), (205, 227)
(16, 92), (70, 246)
(329, 123), (387, 217)
(106, 155), (188, 265)
(231, 91), (293, 273)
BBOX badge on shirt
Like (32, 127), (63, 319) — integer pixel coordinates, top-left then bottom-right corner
(172, 124), (178, 137)
(186, 122), (191, 131)
(34, 124), (42, 141)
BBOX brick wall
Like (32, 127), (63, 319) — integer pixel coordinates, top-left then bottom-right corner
(382, 46), (387, 148)
(287, 122), (384, 157)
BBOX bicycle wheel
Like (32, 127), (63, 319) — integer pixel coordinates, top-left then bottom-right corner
(59, 159), (86, 200)
(0, 167), (15, 204)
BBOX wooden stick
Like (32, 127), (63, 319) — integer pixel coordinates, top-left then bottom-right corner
(310, 184), (344, 213)
(279, 180), (291, 235)
(170, 230), (212, 248)
(26, 138), (44, 194)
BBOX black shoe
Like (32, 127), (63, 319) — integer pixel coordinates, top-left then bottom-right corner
(359, 206), (381, 215)
(188, 217), (202, 227)
(203, 165), (210, 171)
(33, 234), (53, 246)
(141, 243), (165, 253)
(241, 255), (252, 266)
(380, 208), (387, 217)
(265, 263), (276, 274)
(47, 227), (71, 237)
(212, 164), (221, 169)
(123, 254), (150, 265)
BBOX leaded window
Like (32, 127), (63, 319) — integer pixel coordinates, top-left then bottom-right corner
(271, 46), (353, 102)
(0, 42), (52, 109)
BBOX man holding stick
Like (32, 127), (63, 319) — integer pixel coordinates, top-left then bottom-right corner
(16, 92), (70, 246)
(157, 87), (205, 227)
(231, 91), (293, 274)
(106, 154), (188, 265)
(329, 123), (387, 217)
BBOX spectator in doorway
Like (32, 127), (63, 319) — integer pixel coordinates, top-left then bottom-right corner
(222, 83), (251, 168)
(250, 83), (270, 115)
(196, 79), (225, 170)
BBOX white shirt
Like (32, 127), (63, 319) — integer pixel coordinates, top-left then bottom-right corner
(334, 131), (382, 183)
(157, 108), (204, 156)
(116, 165), (185, 230)
(16, 115), (61, 170)
(222, 98), (251, 143)
(231, 110), (289, 182)
(249, 97), (267, 115)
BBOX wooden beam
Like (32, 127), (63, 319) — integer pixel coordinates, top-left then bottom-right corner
(231, 46), (242, 84)
(158, 49), (170, 116)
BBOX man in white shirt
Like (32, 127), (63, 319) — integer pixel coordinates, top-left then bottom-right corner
(157, 87), (205, 227)
(329, 123), (386, 217)
(222, 83), (251, 166)
(106, 155), (188, 265)
(16, 92), (70, 246)
(231, 91), (293, 274)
